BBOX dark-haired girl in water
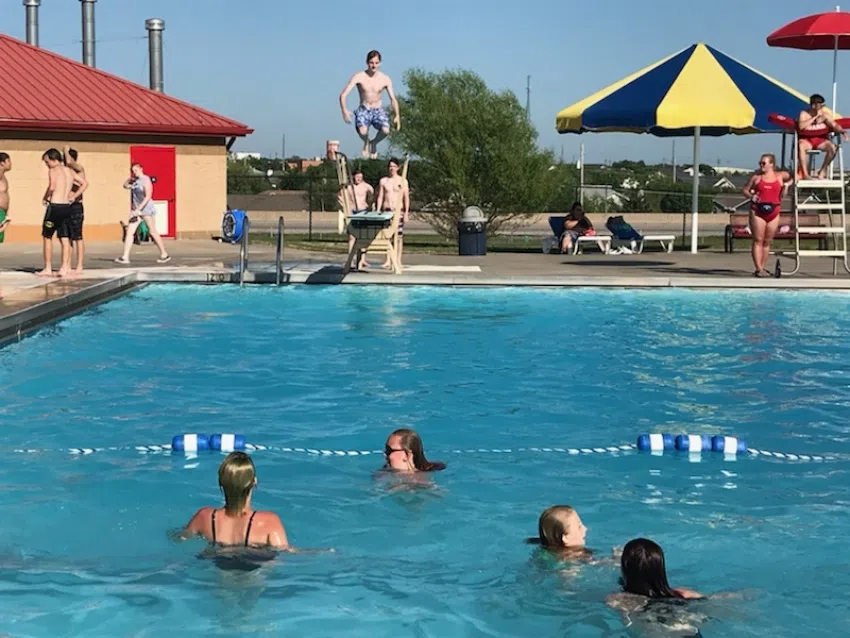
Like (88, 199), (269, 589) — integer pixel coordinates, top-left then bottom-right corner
(382, 428), (446, 473)
(607, 538), (705, 635)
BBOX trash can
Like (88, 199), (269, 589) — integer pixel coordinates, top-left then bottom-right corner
(457, 206), (487, 256)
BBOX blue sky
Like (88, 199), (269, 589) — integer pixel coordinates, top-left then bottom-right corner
(5, 0), (844, 167)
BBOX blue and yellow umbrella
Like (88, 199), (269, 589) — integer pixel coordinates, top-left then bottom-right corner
(555, 43), (813, 252)
(556, 42), (810, 135)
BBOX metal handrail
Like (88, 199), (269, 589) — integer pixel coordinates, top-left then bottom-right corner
(239, 216), (250, 287)
(275, 215), (285, 285)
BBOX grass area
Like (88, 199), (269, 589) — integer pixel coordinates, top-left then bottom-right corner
(251, 232), (833, 255)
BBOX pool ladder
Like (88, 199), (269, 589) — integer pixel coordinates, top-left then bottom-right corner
(238, 216), (285, 286)
(275, 216), (285, 285)
(238, 216), (250, 287)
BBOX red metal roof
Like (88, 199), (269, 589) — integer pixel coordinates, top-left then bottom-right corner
(0, 34), (253, 137)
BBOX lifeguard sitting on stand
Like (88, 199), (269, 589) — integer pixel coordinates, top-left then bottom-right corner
(798, 93), (848, 179)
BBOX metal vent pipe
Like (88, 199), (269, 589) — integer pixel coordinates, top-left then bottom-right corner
(24, 0), (40, 47)
(81, 0), (96, 67)
(145, 18), (165, 92)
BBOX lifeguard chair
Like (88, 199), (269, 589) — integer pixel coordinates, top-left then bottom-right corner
(335, 152), (407, 274)
(768, 112), (850, 275)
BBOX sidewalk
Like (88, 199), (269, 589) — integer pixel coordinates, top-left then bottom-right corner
(0, 238), (847, 280)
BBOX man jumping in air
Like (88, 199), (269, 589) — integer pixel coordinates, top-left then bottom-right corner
(339, 50), (401, 159)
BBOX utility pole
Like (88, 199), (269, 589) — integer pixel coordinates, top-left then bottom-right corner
(526, 75), (531, 119)
(560, 144), (565, 164)
(672, 140), (677, 181)
(281, 134), (286, 161)
(579, 143), (585, 206)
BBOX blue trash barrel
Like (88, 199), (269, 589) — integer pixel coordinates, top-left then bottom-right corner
(222, 209), (247, 243)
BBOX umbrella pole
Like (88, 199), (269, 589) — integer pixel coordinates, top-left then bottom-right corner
(781, 133), (787, 170)
(690, 127), (701, 254)
(834, 35), (839, 113)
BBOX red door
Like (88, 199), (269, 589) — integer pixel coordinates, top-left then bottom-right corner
(130, 146), (176, 238)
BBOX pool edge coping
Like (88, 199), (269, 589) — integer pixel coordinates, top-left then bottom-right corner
(0, 273), (142, 347)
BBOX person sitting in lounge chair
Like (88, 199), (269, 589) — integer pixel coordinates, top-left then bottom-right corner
(559, 203), (605, 254)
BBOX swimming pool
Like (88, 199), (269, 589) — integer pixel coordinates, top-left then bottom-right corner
(1, 284), (849, 636)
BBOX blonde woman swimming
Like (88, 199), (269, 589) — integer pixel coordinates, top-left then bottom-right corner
(181, 451), (290, 549)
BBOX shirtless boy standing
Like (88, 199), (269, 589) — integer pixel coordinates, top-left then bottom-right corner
(39, 148), (84, 278)
(339, 50), (401, 159)
(338, 168), (375, 269)
(62, 146), (89, 275)
(376, 158), (409, 269)
(0, 153), (11, 239)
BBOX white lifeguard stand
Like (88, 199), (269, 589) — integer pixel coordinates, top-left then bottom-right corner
(335, 152), (407, 274)
(769, 112), (849, 275)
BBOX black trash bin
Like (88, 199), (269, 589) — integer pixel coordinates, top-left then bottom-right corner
(457, 206), (487, 256)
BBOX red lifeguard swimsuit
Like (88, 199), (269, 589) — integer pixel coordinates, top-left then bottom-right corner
(751, 177), (782, 222)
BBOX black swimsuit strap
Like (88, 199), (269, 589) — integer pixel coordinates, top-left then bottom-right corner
(244, 511), (258, 546)
(211, 509), (218, 543)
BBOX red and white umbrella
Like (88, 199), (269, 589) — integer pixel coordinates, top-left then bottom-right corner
(767, 7), (850, 111)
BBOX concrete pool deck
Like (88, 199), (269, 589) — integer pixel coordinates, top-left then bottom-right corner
(0, 238), (849, 342)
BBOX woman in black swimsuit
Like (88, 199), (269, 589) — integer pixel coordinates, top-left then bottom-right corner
(181, 452), (290, 549)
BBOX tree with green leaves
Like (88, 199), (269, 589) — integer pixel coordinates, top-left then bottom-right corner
(391, 69), (559, 237)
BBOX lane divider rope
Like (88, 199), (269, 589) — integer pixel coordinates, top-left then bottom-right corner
(7, 441), (834, 462)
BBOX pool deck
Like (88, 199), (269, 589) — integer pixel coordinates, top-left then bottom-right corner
(0, 238), (849, 341)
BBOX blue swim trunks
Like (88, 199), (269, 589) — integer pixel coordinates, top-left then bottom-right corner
(354, 106), (390, 131)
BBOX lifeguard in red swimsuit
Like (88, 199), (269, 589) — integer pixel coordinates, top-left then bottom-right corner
(742, 153), (792, 277)
(798, 94), (848, 180)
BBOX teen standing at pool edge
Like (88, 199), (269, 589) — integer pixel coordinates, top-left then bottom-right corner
(0, 152), (11, 241)
(62, 147), (88, 275)
(114, 163), (170, 265)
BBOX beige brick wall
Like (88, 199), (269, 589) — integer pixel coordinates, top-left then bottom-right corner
(0, 133), (227, 242)
(175, 143), (226, 236)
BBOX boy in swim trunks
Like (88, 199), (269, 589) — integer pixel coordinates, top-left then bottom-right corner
(38, 149), (84, 278)
(798, 93), (849, 179)
(376, 158), (409, 269)
(62, 147), (89, 275)
(0, 153), (11, 242)
(339, 50), (401, 159)
(338, 168), (375, 269)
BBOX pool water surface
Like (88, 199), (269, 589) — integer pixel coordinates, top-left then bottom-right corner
(0, 285), (849, 637)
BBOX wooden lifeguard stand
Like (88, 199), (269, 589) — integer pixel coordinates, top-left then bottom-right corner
(335, 152), (408, 274)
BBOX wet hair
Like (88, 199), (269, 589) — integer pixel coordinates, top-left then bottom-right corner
(526, 505), (578, 547)
(810, 93), (825, 105)
(218, 451), (256, 515)
(620, 538), (685, 599)
(66, 148), (78, 162)
(388, 158), (400, 168)
(42, 148), (63, 162)
(389, 428), (446, 471)
(366, 49), (382, 64)
(353, 168), (363, 177)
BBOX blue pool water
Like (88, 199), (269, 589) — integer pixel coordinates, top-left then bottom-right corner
(1, 284), (850, 637)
